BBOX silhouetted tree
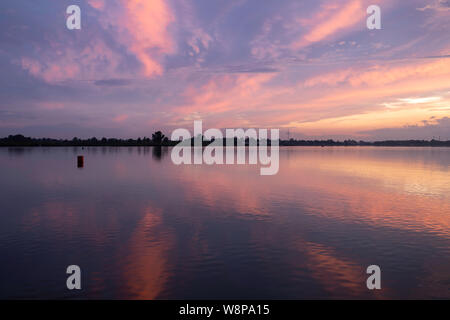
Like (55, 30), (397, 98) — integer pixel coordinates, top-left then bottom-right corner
(152, 131), (165, 145)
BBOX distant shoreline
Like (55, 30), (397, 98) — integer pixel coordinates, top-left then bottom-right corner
(1, 134), (449, 147)
(2, 144), (449, 147)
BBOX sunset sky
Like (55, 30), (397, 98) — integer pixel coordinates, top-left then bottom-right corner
(0, 0), (449, 140)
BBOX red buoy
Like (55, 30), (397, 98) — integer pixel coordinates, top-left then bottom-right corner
(77, 156), (84, 168)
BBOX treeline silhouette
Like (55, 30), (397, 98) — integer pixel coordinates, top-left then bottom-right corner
(280, 139), (450, 147)
(1, 133), (449, 147)
(0, 132), (176, 147)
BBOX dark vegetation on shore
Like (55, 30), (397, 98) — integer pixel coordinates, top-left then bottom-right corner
(1, 132), (449, 147)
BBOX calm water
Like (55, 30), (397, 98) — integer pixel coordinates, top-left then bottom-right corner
(0, 147), (449, 299)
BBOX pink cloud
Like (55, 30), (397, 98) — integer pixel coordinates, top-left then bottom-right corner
(168, 73), (277, 127)
(304, 58), (450, 88)
(162, 53), (450, 135)
(20, 40), (123, 83)
(20, 0), (176, 82)
(292, 0), (388, 49)
(87, 0), (105, 10)
(113, 114), (129, 123)
(21, 57), (80, 83)
(119, 0), (175, 77)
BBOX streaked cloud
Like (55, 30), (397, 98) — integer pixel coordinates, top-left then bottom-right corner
(417, 0), (450, 12)
(118, 0), (175, 77)
(113, 114), (129, 123)
(94, 79), (132, 87)
(398, 97), (442, 104)
(360, 116), (450, 140)
(293, 0), (364, 49)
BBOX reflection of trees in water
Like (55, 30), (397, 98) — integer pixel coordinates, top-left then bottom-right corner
(7, 147), (33, 156)
(152, 146), (168, 161)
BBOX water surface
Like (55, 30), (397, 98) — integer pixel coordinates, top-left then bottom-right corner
(0, 147), (449, 299)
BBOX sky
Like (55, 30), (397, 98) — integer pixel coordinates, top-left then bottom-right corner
(0, 0), (449, 140)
